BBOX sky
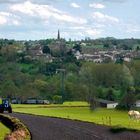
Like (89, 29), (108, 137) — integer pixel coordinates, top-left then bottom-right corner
(0, 0), (140, 40)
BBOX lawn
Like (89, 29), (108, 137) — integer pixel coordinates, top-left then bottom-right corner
(0, 123), (10, 140)
(12, 102), (140, 130)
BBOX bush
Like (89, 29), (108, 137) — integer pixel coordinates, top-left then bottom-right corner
(53, 95), (62, 104)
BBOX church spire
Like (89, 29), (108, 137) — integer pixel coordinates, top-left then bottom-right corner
(57, 29), (60, 40)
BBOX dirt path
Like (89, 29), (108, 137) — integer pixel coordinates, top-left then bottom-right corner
(8, 113), (140, 140)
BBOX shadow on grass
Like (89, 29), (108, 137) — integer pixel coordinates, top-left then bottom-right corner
(110, 126), (139, 133)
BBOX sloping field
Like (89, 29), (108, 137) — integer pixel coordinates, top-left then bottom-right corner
(12, 104), (140, 130)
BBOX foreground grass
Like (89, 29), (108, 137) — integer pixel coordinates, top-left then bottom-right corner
(0, 122), (10, 140)
(13, 103), (140, 130)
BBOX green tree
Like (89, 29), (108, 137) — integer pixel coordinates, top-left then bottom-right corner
(80, 63), (97, 110)
(117, 87), (136, 110)
(53, 95), (62, 104)
(73, 43), (82, 52)
(42, 45), (50, 54)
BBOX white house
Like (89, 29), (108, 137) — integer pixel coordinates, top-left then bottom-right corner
(135, 100), (140, 107)
(97, 99), (118, 109)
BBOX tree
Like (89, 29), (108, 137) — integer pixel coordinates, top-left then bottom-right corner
(53, 95), (62, 104)
(73, 43), (82, 52)
(117, 87), (136, 110)
(104, 43), (110, 48)
(79, 63), (97, 110)
(122, 64), (134, 87)
(106, 88), (115, 101)
(136, 46), (140, 51)
(42, 45), (50, 54)
(0, 45), (17, 62)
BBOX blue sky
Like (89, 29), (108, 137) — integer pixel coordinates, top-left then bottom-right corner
(0, 0), (140, 40)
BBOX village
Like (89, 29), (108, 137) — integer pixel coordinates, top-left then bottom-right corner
(19, 31), (140, 64)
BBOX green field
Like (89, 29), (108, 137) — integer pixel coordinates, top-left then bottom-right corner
(82, 44), (104, 49)
(12, 101), (89, 108)
(12, 102), (140, 130)
(0, 123), (10, 140)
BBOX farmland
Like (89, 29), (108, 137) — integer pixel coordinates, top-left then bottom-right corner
(12, 102), (140, 131)
(0, 123), (10, 140)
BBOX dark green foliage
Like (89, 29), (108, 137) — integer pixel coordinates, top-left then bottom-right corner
(42, 45), (50, 54)
(73, 43), (82, 52)
(116, 87), (136, 110)
(53, 95), (62, 104)
(43, 61), (61, 76)
(104, 43), (110, 48)
(106, 88), (115, 101)
(0, 39), (140, 106)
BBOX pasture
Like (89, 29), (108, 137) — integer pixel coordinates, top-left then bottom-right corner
(12, 102), (140, 131)
(0, 123), (10, 140)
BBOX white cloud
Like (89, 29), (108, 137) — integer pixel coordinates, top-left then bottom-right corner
(92, 12), (119, 23)
(0, 12), (20, 25)
(86, 29), (102, 36)
(69, 26), (86, 30)
(71, 2), (80, 8)
(126, 24), (140, 33)
(103, 0), (127, 3)
(10, 1), (86, 24)
(89, 3), (105, 9)
(0, 15), (7, 25)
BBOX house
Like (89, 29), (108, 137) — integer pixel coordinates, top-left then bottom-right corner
(74, 50), (83, 60)
(24, 98), (50, 104)
(123, 57), (131, 62)
(11, 98), (22, 104)
(25, 98), (37, 104)
(97, 99), (118, 109)
(43, 100), (50, 104)
(135, 100), (140, 107)
(27, 45), (43, 56)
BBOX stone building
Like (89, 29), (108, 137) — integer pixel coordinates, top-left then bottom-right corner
(49, 30), (66, 57)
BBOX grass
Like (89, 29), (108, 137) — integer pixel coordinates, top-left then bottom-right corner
(0, 122), (10, 140)
(12, 102), (140, 131)
(18, 63), (33, 70)
(12, 101), (89, 108)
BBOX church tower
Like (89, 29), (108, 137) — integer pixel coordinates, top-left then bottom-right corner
(57, 30), (60, 40)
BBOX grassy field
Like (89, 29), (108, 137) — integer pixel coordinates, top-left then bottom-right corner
(12, 102), (140, 130)
(12, 101), (89, 108)
(0, 123), (10, 140)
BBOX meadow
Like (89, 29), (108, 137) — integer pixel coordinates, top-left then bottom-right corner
(12, 101), (140, 131)
(0, 123), (10, 140)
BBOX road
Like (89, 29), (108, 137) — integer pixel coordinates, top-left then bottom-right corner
(9, 113), (140, 140)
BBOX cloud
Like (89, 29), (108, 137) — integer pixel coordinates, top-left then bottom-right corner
(102, 0), (127, 3)
(89, 3), (105, 9)
(10, 1), (86, 24)
(92, 12), (119, 23)
(70, 2), (80, 8)
(85, 29), (102, 36)
(67, 25), (103, 37)
(0, 0), (24, 4)
(69, 26), (86, 30)
(126, 24), (140, 33)
(0, 12), (20, 25)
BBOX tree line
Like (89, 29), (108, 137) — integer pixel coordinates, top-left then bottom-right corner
(0, 39), (140, 109)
